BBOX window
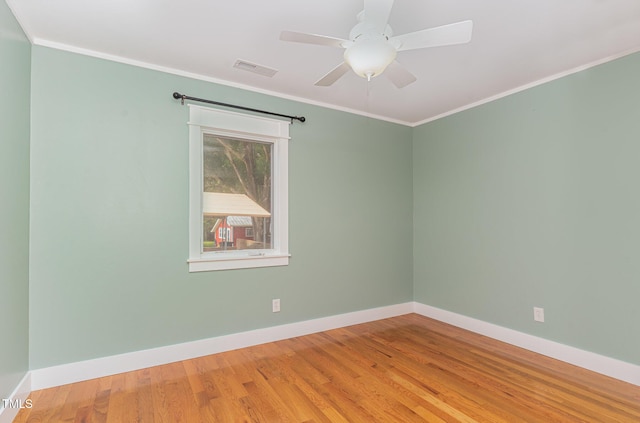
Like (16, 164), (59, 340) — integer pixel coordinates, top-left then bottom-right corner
(187, 105), (289, 271)
(218, 226), (231, 242)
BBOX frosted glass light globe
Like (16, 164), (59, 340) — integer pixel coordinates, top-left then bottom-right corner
(344, 38), (397, 81)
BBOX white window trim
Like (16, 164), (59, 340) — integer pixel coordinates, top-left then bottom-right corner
(187, 105), (290, 272)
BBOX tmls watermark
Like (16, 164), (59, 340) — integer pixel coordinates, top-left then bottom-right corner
(2, 398), (33, 409)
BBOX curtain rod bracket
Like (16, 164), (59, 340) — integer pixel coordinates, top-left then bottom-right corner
(172, 91), (305, 123)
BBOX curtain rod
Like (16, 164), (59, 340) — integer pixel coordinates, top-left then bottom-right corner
(172, 92), (306, 123)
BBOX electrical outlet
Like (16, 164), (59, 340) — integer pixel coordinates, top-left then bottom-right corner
(272, 298), (281, 313)
(533, 307), (545, 322)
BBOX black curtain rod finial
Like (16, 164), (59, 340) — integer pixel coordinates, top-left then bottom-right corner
(172, 91), (305, 123)
(172, 92), (185, 105)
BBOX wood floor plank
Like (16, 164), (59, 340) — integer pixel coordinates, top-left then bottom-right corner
(14, 314), (640, 422)
(104, 373), (127, 423)
(34, 382), (73, 422)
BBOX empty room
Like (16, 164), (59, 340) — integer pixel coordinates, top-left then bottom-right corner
(1, 1), (639, 422)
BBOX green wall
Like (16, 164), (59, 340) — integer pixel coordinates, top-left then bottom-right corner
(28, 46), (414, 368)
(0, 0), (30, 401)
(413, 52), (640, 365)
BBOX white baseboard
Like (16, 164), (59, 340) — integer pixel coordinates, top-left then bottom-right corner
(30, 302), (414, 391)
(413, 302), (640, 387)
(21, 301), (640, 393)
(0, 372), (31, 423)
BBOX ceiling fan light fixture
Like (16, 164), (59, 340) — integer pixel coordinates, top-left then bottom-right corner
(280, 0), (473, 88)
(343, 38), (397, 81)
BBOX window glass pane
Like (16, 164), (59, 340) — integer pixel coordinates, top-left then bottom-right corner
(202, 134), (272, 252)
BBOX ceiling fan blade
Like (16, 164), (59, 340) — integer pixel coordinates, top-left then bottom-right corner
(363, 0), (394, 33)
(280, 30), (347, 48)
(315, 62), (352, 86)
(393, 20), (473, 52)
(385, 61), (417, 88)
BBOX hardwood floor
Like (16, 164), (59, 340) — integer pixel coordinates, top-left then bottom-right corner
(14, 314), (640, 422)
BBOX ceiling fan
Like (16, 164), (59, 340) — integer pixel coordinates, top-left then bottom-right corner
(280, 0), (472, 88)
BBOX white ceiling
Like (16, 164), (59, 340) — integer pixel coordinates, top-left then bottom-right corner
(7, 0), (640, 126)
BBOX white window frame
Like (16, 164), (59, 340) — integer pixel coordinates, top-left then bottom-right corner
(187, 105), (290, 272)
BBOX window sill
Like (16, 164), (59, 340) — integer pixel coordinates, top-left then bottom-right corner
(188, 254), (290, 272)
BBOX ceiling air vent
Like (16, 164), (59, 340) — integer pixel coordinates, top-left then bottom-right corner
(233, 60), (278, 77)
